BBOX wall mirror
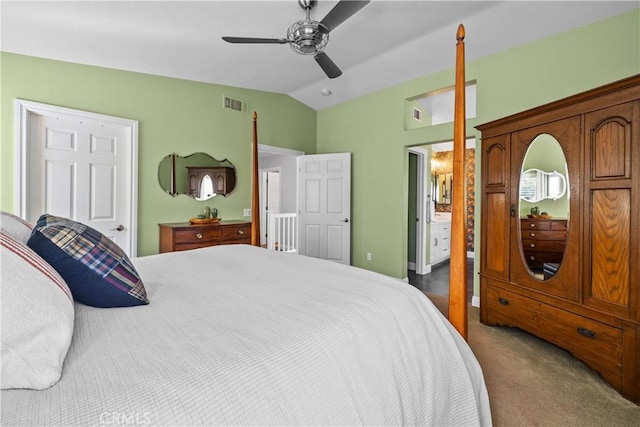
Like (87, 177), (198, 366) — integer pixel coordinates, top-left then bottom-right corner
(432, 173), (453, 204)
(519, 133), (570, 281)
(158, 153), (236, 201)
(520, 168), (567, 202)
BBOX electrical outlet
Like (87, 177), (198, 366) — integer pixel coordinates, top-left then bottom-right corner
(366, 252), (372, 261)
(243, 208), (251, 217)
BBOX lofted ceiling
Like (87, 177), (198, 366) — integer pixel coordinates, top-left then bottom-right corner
(1, 1), (637, 110)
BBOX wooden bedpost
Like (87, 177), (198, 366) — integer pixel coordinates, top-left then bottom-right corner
(251, 112), (260, 246)
(449, 24), (468, 339)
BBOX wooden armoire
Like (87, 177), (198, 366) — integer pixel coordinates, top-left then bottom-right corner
(477, 75), (640, 404)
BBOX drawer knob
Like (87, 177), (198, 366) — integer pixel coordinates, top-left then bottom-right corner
(196, 233), (203, 239)
(530, 233), (535, 237)
(577, 327), (596, 339)
(529, 256), (536, 261)
(237, 230), (244, 235)
(498, 297), (509, 306)
(530, 223), (536, 228)
(529, 243), (536, 248)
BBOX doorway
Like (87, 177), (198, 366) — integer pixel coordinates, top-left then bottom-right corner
(407, 139), (476, 277)
(407, 147), (429, 275)
(260, 168), (281, 246)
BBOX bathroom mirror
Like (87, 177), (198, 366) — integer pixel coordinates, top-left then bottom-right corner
(520, 168), (567, 203)
(519, 133), (569, 281)
(158, 153), (236, 200)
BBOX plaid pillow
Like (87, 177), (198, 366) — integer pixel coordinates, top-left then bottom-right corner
(27, 214), (148, 308)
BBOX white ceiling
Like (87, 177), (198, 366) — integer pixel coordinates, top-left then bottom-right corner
(1, 1), (637, 110)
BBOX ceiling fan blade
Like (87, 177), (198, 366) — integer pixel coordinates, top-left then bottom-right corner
(222, 36), (288, 44)
(314, 52), (342, 79)
(319, 0), (370, 33)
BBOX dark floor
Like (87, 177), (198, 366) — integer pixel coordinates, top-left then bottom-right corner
(407, 259), (474, 302)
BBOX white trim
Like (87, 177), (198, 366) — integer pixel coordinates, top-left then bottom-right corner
(14, 99), (139, 256)
(258, 144), (304, 158)
(472, 295), (480, 308)
(408, 146), (429, 275)
(259, 166), (282, 246)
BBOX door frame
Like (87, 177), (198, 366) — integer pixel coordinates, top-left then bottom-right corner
(14, 99), (139, 256)
(257, 143), (304, 246)
(408, 146), (429, 275)
(259, 166), (281, 246)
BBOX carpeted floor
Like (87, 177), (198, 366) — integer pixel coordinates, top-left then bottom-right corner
(424, 292), (640, 427)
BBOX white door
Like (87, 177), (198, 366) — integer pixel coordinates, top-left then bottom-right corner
(16, 100), (138, 256)
(298, 153), (351, 264)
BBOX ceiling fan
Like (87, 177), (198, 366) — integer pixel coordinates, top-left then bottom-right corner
(222, 0), (370, 79)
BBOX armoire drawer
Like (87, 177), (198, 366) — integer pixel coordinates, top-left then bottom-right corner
(486, 286), (623, 383)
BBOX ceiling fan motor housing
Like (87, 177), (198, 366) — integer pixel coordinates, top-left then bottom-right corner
(287, 20), (329, 55)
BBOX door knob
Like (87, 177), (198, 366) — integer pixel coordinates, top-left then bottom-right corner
(340, 218), (349, 223)
(110, 225), (125, 231)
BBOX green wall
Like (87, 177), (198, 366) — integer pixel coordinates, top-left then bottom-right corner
(316, 9), (640, 283)
(0, 54), (316, 256)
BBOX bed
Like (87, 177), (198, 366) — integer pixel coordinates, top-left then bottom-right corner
(2, 242), (490, 426)
(2, 24), (490, 426)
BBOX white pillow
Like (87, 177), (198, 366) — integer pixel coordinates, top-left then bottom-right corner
(0, 211), (33, 244)
(1, 230), (75, 390)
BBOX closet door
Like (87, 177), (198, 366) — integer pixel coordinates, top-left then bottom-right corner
(583, 101), (639, 319)
(509, 117), (581, 300)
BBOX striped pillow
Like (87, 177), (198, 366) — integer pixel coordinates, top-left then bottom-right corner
(1, 211), (33, 244)
(1, 230), (74, 390)
(27, 214), (148, 308)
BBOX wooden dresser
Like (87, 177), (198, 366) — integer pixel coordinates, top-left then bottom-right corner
(159, 220), (251, 253)
(477, 75), (640, 404)
(520, 218), (567, 270)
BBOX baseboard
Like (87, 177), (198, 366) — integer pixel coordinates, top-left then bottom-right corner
(407, 262), (416, 270)
(472, 295), (480, 307)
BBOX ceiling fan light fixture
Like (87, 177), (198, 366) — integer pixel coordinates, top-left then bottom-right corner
(287, 20), (329, 55)
(222, 0), (370, 79)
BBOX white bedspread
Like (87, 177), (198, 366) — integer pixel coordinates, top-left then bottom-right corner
(1, 245), (491, 426)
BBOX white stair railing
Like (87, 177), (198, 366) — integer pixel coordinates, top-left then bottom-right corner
(267, 213), (297, 253)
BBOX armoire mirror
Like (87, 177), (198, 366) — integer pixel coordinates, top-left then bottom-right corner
(158, 153), (236, 201)
(519, 133), (570, 281)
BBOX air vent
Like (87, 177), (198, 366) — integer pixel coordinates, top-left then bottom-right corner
(413, 107), (422, 121)
(223, 95), (246, 112)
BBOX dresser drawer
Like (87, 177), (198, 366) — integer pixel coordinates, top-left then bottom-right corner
(521, 239), (566, 253)
(520, 219), (567, 231)
(221, 224), (251, 243)
(174, 228), (222, 244)
(486, 286), (623, 383)
(521, 230), (566, 240)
